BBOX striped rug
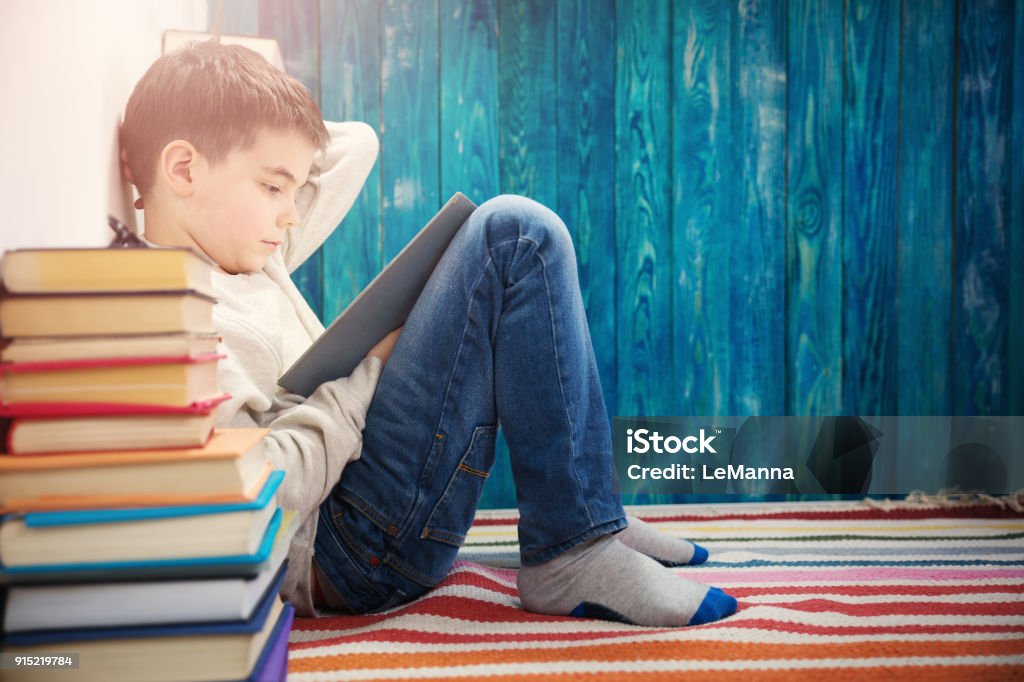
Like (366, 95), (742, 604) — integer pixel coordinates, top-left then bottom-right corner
(289, 498), (1024, 680)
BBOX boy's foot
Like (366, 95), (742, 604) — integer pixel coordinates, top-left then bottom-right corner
(517, 535), (737, 627)
(617, 514), (709, 566)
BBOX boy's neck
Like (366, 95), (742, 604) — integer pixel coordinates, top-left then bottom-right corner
(141, 207), (221, 270)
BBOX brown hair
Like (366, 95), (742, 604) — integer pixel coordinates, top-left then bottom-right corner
(121, 40), (328, 195)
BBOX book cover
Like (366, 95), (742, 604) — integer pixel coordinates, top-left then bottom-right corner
(0, 353), (223, 407)
(0, 510), (296, 586)
(0, 428), (269, 513)
(0, 332), (221, 364)
(3, 555), (289, 633)
(0, 247), (214, 298)
(0, 290), (217, 337)
(0, 507), (283, 580)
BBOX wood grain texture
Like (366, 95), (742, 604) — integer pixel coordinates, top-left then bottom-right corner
(259, 0), (324, 319)
(954, 0), (1012, 415)
(440, 0), (500, 202)
(320, 0), (383, 323)
(786, 0), (843, 417)
(556, 0), (618, 417)
(615, 0), (673, 418)
(1010, 0), (1023, 416)
(732, 0), (786, 417)
(497, 0), (556, 207)
(898, 0), (954, 416)
(381, 0), (441, 262)
(843, 0), (899, 416)
(672, 0), (734, 417)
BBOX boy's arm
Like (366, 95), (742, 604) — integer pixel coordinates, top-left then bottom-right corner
(282, 121), (379, 273)
(214, 315), (384, 616)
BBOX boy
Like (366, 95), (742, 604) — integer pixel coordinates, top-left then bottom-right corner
(120, 41), (736, 626)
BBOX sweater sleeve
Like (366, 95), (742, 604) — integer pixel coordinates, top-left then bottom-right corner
(282, 121), (379, 273)
(214, 312), (384, 616)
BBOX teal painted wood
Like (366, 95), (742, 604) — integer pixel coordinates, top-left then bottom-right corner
(440, 0), (500, 202)
(259, 0), (324, 320)
(614, 0), (673, 419)
(497, 0), (557, 207)
(381, 0), (441, 262)
(955, 0), (1013, 415)
(319, 0), (383, 323)
(1010, 2), (1024, 416)
(672, 0), (734, 417)
(555, 0), (617, 418)
(731, 0), (786, 417)
(478, 0), (558, 511)
(786, 0), (843, 417)
(209, 0), (259, 35)
(843, 0), (899, 416)
(898, 0), (954, 416)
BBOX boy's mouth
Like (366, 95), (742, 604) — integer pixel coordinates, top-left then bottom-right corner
(261, 240), (282, 249)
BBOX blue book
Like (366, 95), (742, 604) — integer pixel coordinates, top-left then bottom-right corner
(0, 507), (296, 584)
(0, 473), (283, 571)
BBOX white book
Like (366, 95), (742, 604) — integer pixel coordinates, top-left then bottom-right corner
(2, 552), (287, 633)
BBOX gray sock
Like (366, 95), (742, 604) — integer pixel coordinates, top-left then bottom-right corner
(517, 534), (736, 627)
(616, 514), (709, 566)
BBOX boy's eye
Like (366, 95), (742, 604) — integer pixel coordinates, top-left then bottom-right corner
(262, 183), (282, 195)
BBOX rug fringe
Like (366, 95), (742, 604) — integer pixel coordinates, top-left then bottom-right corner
(863, 488), (1024, 513)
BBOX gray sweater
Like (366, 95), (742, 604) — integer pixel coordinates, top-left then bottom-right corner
(209, 121), (383, 616)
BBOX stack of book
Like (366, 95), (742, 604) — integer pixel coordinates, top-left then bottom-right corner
(0, 248), (295, 682)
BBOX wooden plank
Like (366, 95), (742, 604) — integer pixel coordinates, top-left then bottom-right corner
(440, 0), (500, 202)
(319, 0), (383, 323)
(843, 0), (899, 416)
(614, 0), (673, 419)
(1010, 0), (1024, 417)
(786, 0), (843, 417)
(954, 0), (1013, 415)
(556, 0), (617, 418)
(381, 0), (441, 262)
(732, 0), (786, 417)
(898, 0), (954, 416)
(476, 1), (558, 510)
(259, 0), (323, 320)
(672, 0), (734, 417)
(497, 0), (556, 206)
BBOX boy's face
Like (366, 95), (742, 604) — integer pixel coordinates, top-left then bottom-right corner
(187, 127), (316, 274)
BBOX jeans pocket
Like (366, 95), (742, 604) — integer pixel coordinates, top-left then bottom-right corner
(420, 424), (498, 547)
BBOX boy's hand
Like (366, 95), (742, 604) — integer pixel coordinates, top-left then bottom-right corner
(367, 326), (402, 365)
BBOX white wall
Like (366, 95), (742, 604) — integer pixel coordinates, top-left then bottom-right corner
(0, 0), (208, 252)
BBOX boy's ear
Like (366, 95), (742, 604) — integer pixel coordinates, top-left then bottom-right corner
(159, 140), (201, 197)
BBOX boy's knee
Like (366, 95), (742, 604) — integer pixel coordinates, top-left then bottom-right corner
(474, 194), (574, 256)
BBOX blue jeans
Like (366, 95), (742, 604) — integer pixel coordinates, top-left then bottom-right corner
(313, 195), (626, 613)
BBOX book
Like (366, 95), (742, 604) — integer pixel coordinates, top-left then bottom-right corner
(2, 553), (288, 632)
(5, 410), (217, 454)
(0, 353), (223, 407)
(0, 428), (270, 513)
(1, 568), (291, 682)
(0, 471), (283, 567)
(0, 247), (214, 298)
(0, 333), (220, 363)
(0, 291), (216, 337)
(0, 393), (229, 419)
(279, 192), (477, 396)
(0, 510), (296, 585)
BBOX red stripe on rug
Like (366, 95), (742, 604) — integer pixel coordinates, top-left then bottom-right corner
(772, 598), (1024, 617)
(288, 638), (1024, 672)
(289, 621), (1024, 651)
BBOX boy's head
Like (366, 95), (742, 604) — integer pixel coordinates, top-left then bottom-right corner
(121, 40), (329, 273)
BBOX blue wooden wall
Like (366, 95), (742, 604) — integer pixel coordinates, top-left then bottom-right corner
(211, 0), (1023, 508)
